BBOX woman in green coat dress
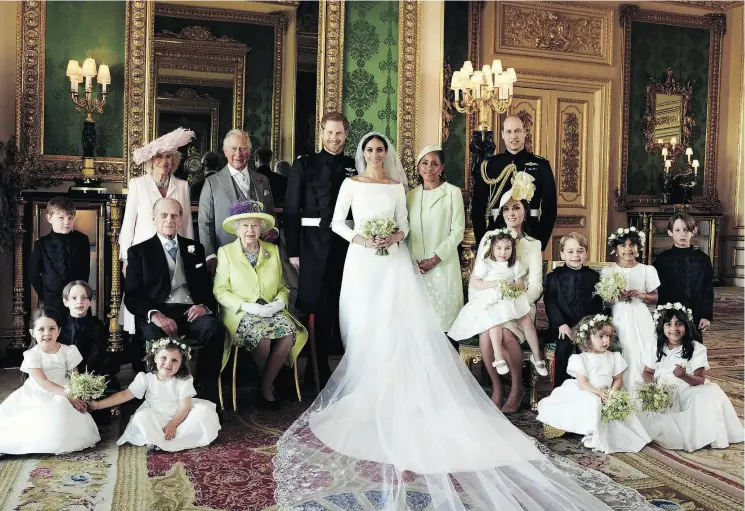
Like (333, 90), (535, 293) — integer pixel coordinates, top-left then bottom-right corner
(406, 146), (465, 349)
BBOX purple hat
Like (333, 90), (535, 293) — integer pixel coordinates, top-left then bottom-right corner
(223, 199), (275, 235)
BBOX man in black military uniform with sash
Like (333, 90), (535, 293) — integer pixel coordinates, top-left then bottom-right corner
(472, 115), (557, 250)
(284, 112), (356, 389)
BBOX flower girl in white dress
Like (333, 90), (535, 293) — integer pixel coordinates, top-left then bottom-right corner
(0, 308), (100, 456)
(602, 227), (659, 391)
(90, 338), (220, 451)
(448, 228), (547, 376)
(639, 304), (744, 452)
(537, 314), (651, 454)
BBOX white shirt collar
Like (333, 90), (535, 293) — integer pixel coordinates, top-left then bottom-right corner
(157, 233), (178, 248)
(228, 164), (249, 176)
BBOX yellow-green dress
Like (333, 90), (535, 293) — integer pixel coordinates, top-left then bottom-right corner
(406, 182), (465, 331)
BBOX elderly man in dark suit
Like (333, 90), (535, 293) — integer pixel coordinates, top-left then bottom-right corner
(125, 197), (225, 404)
(198, 129), (278, 275)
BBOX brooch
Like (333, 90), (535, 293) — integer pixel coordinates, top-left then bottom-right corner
(344, 167), (356, 177)
(524, 162), (538, 167)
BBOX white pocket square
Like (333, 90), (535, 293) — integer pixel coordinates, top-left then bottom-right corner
(195, 263), (204, 268)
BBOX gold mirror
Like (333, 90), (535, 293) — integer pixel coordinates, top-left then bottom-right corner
(151, 26), (248, 153)
(643, 68), (694, 156)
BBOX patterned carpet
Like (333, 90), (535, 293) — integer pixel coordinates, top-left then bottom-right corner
(1, 288), (742, 510)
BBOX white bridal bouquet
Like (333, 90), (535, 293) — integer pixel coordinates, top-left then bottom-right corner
(67, 371), (107, 401)
(594, 271), (627, 303)
(360, 215), (398, 256)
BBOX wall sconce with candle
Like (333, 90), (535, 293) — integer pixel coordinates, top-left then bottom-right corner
(65, 57), (110, 192)
(658, 136), (700, 205)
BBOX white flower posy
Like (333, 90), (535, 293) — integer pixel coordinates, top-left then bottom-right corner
(652, 302), (694, 323)
(187, 245), (196, 254)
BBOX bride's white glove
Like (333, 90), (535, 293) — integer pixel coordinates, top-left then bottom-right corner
(241, 302), (274, 318)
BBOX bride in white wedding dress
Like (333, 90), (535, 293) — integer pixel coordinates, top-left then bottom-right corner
(274, 132), (652, 510)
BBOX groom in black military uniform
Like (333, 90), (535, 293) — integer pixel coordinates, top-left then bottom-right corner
(284, 111), (356, 389)
(472, 115), (557, 250)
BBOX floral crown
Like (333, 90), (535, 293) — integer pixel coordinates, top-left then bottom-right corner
(607, 226), (645, 254)
(484, 228), (517, 244)
(150, 336), (191, 359)
(573, 314), (614, 346)
(652, 302), (694, 323)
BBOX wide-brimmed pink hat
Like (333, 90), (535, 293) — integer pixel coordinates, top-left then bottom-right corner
(133, 127), (195, 165)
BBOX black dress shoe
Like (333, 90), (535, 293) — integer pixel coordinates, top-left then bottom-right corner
(259, 395), (281, 410)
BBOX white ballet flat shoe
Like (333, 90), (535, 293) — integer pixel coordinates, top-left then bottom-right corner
(492, 359), (510, 375)
(530, 354), (548, 377)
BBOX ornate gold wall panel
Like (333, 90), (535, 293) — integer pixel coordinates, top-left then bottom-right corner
(16, 1), (149, 181)
(511, 73), (612, 261)
(556, 215), (586, 228)
(494, 2), (614, 66)
(397, 0), (421, 186)
(556, 98), (588, 208)
(315, 0), (345, 144)
(507, 95), (542, 156)
(125, 1), (152, 184)
(153, 4), (288, 175)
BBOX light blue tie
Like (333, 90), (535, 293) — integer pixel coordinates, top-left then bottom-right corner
(166, 239), (178, 260)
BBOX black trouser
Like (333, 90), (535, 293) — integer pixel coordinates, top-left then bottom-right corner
(137, 304), (225, 404)
(307, 296), (342, 388)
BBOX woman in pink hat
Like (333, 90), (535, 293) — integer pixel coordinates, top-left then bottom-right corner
(119, 128), (195, 335)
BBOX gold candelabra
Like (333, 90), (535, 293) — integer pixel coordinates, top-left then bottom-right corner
(66, 58), (111, 183)
(451, 59), (517, 132)
(660, 137), (700, 205)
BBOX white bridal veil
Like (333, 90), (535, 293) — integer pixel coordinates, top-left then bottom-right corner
(354, 131), (409, 187)
(272, 131), (653, 510)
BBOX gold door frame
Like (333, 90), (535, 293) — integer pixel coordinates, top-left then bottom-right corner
(15, 1), (151, 182)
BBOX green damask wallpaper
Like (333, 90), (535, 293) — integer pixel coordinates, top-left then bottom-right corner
(442, 1), (469, 189)
(154, 17), (275, 151)
(43, 1), (126, 158)
(628, 22), (710, 196)
(342, 1), (398, 157)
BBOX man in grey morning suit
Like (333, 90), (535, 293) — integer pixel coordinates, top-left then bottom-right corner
(198, 129), (279, 275)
